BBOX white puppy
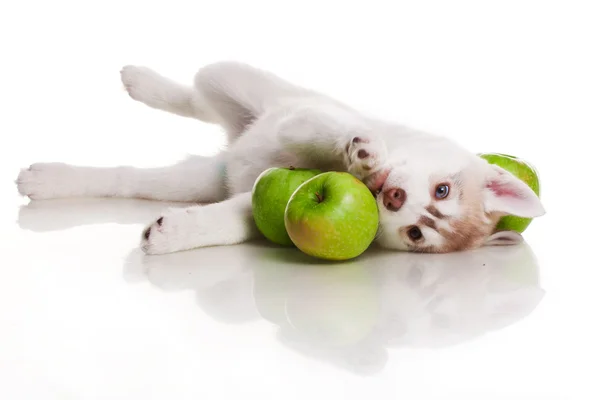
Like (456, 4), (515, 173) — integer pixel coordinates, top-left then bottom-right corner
(16, 62), (545, 255)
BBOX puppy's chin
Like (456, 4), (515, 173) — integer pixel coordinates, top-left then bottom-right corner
(374, 228), (410, 251)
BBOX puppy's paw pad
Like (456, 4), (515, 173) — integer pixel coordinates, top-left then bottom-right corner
(140, 210), (190, 255)
(142, 225), (152, 241)
(346, 136), (386, 178)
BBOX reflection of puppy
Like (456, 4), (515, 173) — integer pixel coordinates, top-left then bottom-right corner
(17, 61), (544, 255)
(18, 198), (185, 233)
(371, 244), (544, 348)
(124, 242), (544, 375)
(124, 247), (261, 324)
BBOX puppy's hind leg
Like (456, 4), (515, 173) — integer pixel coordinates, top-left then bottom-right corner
(16, 154), (228, 202)
(193, 61), (314, 141)
(121, 61), (314, 143)
(120, 66), (218, 122)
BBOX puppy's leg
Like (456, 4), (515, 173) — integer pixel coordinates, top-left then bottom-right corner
(122, 61), (314, 141)
(141, 192), (258, 255)
(277, 109), (390, 184)
(16, 155), (227, 202)
(193, 61), (312, 139)
(225, 108), (389, 194)
(121, 66), (217, 122)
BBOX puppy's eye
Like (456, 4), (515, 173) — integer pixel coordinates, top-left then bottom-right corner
(435, 184), (449, 199)
(408, 226), (423, 241)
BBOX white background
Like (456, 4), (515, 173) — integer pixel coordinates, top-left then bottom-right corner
(1, 1), (599, 399)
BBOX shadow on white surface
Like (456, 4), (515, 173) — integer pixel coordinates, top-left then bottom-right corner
(19, 198), (545, 376)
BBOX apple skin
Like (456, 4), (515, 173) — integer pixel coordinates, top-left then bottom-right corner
(251, 166), (322, 246)
(284, 172), (379, 260)
(478, 152), (541, 233)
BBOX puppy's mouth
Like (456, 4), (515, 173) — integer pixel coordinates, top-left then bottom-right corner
(365, 168), (391, 197)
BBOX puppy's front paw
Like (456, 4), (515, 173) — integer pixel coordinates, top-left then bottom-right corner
(16, 163), (73, 200)
(345, 136), (387, 180)
(141, 208), (199, 255)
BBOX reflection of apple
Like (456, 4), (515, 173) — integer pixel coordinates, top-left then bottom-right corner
(499, 241), (540, 286)
(479, 152), (541, 233)
(284, 172), (379, 260)
(251, 247), (381, 348)
(284, 262), (380, 347)
(251, 254), (293, 324)
(251, 166), (322, 245)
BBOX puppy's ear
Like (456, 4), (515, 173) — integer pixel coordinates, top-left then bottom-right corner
(484, 230), (523, 246)
(482, 164), (545, 218)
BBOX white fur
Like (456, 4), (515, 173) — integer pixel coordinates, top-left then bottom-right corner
(17, 157), (226, 202)
(15, 61), (545, 254)
(142, 193), (257, 254)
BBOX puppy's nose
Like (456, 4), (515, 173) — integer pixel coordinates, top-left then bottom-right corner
(383, 188), (406, 212)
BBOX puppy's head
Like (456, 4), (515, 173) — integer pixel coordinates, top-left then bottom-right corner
(371, 137), (545, 253)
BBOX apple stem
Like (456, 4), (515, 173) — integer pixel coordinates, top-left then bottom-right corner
(315, 191), (323, 203)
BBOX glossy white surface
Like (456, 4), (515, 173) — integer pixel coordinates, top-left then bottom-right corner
(2, 1), (599, 399)
(4, 198), (598, 400)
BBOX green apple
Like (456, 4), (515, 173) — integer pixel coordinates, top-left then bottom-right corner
(252, 166), (322, 246)
(479, 152), (541, 233)
(284, 171), (379, 260)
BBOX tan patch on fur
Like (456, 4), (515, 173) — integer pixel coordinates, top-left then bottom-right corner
(436, 212), (499, 252)
(418, 215), (438, 232)
(416, 177), (503, 253)
(438, 180), (501, 252)
(425, 205), (446, 219)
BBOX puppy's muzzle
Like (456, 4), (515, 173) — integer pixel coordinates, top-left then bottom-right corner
(383, 188), (406, 212)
